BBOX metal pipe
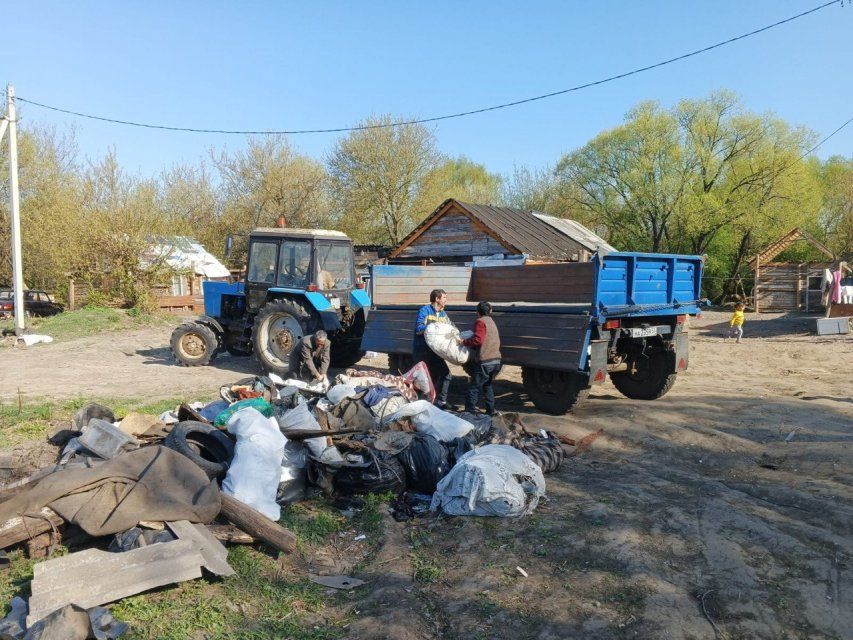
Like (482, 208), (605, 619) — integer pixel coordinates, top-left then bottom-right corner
(6, 85), (25, 336)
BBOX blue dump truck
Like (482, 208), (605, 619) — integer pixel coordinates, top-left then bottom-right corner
(360, 252), (704, 414)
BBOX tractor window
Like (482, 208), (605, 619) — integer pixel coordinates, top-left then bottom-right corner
(277, 240), (312, 288)
(248, 242), (278, 283)
(316, 243), (353, 290)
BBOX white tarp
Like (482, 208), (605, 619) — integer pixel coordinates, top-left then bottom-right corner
(430, 444), (546, 517)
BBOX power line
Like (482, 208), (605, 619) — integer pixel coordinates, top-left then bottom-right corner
(802, 115), (853, 157)
(10, 0), (842, 135)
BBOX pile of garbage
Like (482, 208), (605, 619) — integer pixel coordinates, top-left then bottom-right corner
(0, 363), (572, 638)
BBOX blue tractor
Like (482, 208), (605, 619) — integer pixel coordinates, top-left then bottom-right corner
(169, 228), (371, 376)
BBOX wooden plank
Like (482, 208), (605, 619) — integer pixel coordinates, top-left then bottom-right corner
(167, 520), (235, 577)
(27, 539), (204, 626)
(0, 507), (65, 551)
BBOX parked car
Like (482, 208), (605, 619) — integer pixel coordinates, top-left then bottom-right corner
(0, 289), (64, 318)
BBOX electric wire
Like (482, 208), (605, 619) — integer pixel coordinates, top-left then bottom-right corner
(8, 0), (842, 135)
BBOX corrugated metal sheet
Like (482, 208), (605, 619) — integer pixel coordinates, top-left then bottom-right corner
(458, 202), (585, 260)
(532, 214), (616, 253)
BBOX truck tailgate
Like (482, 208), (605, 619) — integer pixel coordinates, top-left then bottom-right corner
(361, 307), (590, 372)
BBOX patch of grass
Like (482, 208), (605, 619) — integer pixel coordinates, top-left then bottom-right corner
(279, 502), (347, 546)
(596, 576), (648, 616)
(0, 397), (187, 448)
(114, 546), (343, 640)
(411, 549), (445, 584)
(352, 491), (393, 536)
(0, 307), (175, 344)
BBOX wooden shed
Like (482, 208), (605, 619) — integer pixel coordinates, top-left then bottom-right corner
(749, 228), (836, 312)
(387, 199), (615, 265)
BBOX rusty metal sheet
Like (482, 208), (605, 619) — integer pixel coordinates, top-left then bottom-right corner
(468, 263), (596, 304)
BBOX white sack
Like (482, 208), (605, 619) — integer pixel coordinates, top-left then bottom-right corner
(17, 334), (53, 347)
(430, 444), (546, 517)
(382, 400), (474, 441)
(222, 407), (286, 521)
(425, 323), (469, 365)
(327, 384), (358, 405)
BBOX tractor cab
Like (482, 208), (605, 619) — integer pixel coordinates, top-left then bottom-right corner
(170, 228), (370, 377)
(244, 228), (356, 313)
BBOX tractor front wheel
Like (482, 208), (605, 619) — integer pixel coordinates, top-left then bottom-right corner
(252, 299), (315, 376)
(171, 322), (219, 367)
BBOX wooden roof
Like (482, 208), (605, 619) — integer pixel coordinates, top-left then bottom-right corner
(748, 227), (835, 269)
(388, 199), (614, 260)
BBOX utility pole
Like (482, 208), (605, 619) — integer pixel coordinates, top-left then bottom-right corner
(5, 84), (25, 335)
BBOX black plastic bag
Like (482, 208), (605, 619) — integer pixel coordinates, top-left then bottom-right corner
(395, 434), (451, 493)
(457, 412), (495, 445)
(333, 450), (406, 496)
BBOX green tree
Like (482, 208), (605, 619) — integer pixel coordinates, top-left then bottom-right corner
(328, 115), (440, 244)
(813, 155), (853, 256)
(413, 156), (501, 215)
(212, 136), (331, 264)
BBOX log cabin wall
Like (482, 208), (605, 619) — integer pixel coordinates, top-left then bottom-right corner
(393, 207), (509, 263)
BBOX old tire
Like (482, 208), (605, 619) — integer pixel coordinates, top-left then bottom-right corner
(171, 322), (218, 367)
(164, 421), (235, 480)
(522, 367), (590, 415)
(253, 299), (316, 376)
(610, 351), (677, 400)
(388, 353), (415, 375)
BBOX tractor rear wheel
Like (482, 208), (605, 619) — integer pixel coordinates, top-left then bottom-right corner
(252, 299), (316, 376)
(171, 322), (218, 367)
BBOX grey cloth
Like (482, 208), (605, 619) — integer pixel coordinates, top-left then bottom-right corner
(289, 334), (330, 381)
(0, 446), (221, 537)
(430, 444), (545, 517)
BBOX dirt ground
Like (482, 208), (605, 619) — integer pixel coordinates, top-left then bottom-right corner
(2, 311), (852, 639)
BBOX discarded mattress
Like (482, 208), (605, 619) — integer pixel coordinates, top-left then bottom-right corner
(430, 444), (546, 517)
(424, 323), (469, 365)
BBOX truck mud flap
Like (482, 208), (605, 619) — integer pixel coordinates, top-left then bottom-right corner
(674, 331), (689, 372)
(588, 340), (608, 385)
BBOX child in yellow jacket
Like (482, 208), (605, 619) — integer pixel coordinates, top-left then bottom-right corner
(727, 302), (745, 343)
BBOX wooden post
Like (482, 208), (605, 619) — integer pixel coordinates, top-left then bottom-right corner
(219, 494), (296, 554)
(796, 263), (802, 310)
(67, 277), (75, 311)
(754, 254), (760, 313)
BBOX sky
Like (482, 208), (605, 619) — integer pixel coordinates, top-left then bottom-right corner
(2, 1), (851, 178)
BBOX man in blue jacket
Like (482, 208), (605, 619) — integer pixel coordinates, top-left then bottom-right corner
(413, 289), (453, 409)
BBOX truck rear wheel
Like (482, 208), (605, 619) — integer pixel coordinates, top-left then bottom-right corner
(171, 322), (218, 367)
(253, 299), (315, 376)
(610, 351), (677, 400)
(522, 367), (589, 415)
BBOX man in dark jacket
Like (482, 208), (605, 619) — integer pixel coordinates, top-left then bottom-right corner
(460, 301), (502, 415)
(290, 330), (330, 382)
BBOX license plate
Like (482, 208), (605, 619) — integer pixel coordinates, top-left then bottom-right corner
(629, 327), (658, 338)
(329, 297), (340, 309)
